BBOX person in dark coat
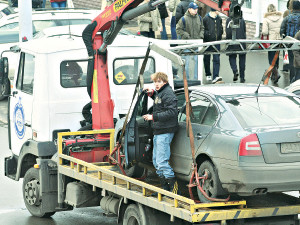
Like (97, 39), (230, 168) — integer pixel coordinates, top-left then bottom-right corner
(158, 3), (169, 40)
(176, 2), (204, 80)
(203, 8), (223, 83)
(280, 0), (300, 83)
(143, 72), (179, 195)
(175, 0), (193, 24)
(293, 31), (300, 82)
(226, 17), (247, 83)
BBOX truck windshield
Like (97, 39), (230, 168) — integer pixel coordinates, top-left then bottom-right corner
(227, 96), (300, 128)
(113, 57), (155, 85)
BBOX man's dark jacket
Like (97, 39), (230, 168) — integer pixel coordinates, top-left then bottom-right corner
(225, 17), (246, 52)
(175, 0), (193, 24)
(280, 11), (300, 37)
(203, 13), (223, 42)
(151, 83), (178, 135)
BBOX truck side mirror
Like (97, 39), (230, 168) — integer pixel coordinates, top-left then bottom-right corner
(0, 57), (9, 85)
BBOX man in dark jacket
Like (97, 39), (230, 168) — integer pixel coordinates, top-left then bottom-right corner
(293, 31), (300, 82)
(280, 0), (300, 82)
(176, 2), (204, 79)
(203, 8), (223, 83)
(226, 17), (247, 83)
(175, 0), (193, 24)
(143, 72), (179, 194)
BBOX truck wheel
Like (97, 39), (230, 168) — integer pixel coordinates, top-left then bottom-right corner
(123, 204), (148, 225)
(197, 161), (223, 203)
(23, 168), (56, 217)
(0, 78), (10, 101)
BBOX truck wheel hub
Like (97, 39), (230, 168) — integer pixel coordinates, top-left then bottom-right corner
(24, 180), (40, 206)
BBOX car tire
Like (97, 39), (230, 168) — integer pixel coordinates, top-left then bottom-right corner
(0, 78), (10, 101)
(23, 168), (56, 218)
(197, 160), (223, 203)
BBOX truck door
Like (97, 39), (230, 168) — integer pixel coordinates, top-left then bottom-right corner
(9, 52), (34, 156)
(170, 95), (218, 176)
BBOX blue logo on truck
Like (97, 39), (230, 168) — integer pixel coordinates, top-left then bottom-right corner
(13, 98), (25, 139)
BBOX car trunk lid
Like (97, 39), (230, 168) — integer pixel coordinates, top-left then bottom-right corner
(255, 125), (300, 163)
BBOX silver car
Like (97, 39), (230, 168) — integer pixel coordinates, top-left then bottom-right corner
(125, 83), (300, 202)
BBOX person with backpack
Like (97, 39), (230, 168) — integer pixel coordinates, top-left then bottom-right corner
(262, 4), (283, 84)
(176, 2), (204, 79)
(226, 17), (247, 83)
(280, 0), (300, 83)
(203, 8), (223, 84)
(175, 0), (193, 24)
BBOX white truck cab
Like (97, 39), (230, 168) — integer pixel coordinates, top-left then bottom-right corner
(5, 34), (177, 165)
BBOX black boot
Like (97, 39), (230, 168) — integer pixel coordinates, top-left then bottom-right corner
(272, 67), (281, 84)
(167, 177), (180, 195)
(151, 175), (169, 197)
(233, 72), (239, 82)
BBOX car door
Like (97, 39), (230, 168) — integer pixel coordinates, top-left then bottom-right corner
(9, 52), (35, 156)
(170, 95), (218, 176)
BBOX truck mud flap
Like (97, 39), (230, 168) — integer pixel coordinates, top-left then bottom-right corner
(4, 154), (18, 179)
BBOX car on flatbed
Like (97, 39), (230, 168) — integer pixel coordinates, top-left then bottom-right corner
(125, 83), (300, 202)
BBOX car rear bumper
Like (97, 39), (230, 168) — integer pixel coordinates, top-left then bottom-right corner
(217, 159), (300, 195)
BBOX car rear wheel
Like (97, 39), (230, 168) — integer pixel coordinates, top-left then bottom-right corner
(197, 160), (223, 203)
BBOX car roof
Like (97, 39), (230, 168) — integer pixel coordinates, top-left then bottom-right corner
(0, 9), (100, 25)
(189, 83), (293, 99)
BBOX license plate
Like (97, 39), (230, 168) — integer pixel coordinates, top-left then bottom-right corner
(281, 142), (300, 154)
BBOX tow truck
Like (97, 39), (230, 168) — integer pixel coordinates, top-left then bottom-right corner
(2, 0), (300, 224)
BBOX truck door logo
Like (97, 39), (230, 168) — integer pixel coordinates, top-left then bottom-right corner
(13, 98), (25, 139)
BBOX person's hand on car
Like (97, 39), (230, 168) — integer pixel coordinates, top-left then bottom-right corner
(143, 114), (153, 121)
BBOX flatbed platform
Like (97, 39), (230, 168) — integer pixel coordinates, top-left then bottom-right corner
(57, 129), (300, 224)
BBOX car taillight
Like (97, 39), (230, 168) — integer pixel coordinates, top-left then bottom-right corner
(239, 133), (262, 156)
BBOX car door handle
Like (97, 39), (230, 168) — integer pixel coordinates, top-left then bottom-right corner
(195, 133), (202, 140)
(12, 91), (18, 97)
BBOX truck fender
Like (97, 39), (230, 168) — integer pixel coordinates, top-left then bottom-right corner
(14, 140), (57, 181)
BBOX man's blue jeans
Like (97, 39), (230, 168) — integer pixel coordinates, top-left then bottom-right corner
(51, 1), (66, 9)
(153, 133), (175, 179)
(183, 52), (198, 80)
(160, 18), (168, 40)
(170, 16), (177, 40)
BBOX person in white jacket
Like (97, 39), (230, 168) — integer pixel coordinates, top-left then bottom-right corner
(262, 4), (283, 84)
(168, 0), (181, 39)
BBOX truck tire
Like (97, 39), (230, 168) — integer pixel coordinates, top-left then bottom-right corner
(197, 160), (223, 203)
(23, 168), (56, 217)
(123, 204), (149, 225)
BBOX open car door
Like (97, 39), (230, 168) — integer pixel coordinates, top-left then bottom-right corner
(124, 91), (153, 168)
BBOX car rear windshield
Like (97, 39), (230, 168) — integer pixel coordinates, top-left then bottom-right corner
(227, 96), (300, 128)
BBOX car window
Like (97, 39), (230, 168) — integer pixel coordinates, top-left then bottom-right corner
(227, 96), (300, 128)
(113, 57), (155, 85)
(60, 60), (87, 88)
(0, 22), (18, 30)
(16, 53), (35, 95)
(179, 96), (218, 126)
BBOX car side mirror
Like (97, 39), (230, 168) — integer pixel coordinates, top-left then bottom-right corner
(0, 57), (9, 85)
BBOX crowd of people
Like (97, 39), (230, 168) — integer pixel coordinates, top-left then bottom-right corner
(137, 0), (300, 85)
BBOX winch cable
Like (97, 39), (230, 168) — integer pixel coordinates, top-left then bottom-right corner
(109, 44), (151, 177)
(182, 66), (230, 202)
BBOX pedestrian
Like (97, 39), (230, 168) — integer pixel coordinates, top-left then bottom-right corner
(175, 0), (193, 24)
(293, 30), (300, 82)
(158, 3), (169, 40)
(203, 8), (223, 83)
(262, 4), (282, 84)
(50, 0), (67, 9)
(143, 72), (179, 195)
(280, 0), (300, 83)
(138, 0), (162, 38)
(194, 1), (209, 18)
(283, 0), (294, 18)
(168, 0), (181, 39)
(176, 2), (204, 80)
(225, 17), (247, 83)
